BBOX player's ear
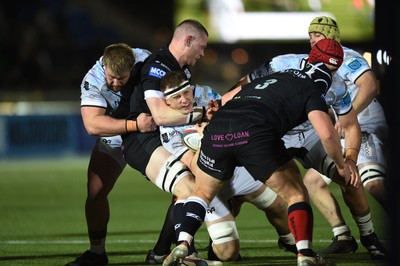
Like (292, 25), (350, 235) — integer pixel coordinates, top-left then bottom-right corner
(186, 36), (193, 47)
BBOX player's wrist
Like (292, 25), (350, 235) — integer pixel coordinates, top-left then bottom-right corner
(125, 119), (138, 133)
(344, 147), (359, 163)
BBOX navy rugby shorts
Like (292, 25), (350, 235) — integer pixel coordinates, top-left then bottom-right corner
(122, 131), (161, 176)
(197, 119), (292, 182)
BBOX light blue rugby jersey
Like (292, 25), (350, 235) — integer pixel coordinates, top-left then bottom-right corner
(80, 48), (151, 115)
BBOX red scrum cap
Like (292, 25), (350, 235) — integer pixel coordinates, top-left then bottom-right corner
(308, 39), (343, 67)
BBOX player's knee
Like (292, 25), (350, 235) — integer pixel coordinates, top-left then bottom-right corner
(212, 240), (240, 261)
(155, 155), (191, 194)
(304, 170), (331, 193)
(364, 179), (384, 195)
(248, 186), (277, 210)
(86, 175), (114, 200)
(359, 164), (385, 186)
(208, 221), (239, 261)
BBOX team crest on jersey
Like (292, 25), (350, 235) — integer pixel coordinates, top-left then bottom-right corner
(149, 67), (166, 78)
(83, 81), (95, 91)
(348, 59), (361, 70)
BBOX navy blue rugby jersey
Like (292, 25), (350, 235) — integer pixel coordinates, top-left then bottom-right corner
(128, 46), (191, 119)
(217, 69), (329, 137)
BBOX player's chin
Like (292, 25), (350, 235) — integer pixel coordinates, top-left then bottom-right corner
(111, 86), (122, 92)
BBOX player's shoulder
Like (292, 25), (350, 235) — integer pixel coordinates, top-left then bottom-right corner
(273, 53), (307, 61)
(82, 59), (106, 89)
(340, 45), (370, 73)
(270, 53), (308, 72)
(132, 48), (151, 62)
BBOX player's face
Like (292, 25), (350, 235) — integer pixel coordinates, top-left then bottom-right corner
(309, 32), (326, 48)
(104, 67), (130, 92)
(185, 33), (208, 67)
(165, 87), (194, 114)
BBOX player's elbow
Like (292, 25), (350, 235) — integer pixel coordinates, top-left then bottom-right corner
(85, 126), (100, 136)
(83, 122), (103, 136)
(152, 116), (168, 126)
(319, 130), (339, 143)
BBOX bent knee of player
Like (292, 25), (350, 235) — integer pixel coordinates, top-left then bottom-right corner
(248, 186), (279, 210)
(264, 194), (287, 214)
(303, 169), (329, 192)
(363, 178), (385, 194)
(212, 240), (240, 261)
(208, 221), (240, 261)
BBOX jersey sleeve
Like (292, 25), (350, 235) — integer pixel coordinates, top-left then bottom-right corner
(80, 59), (108, 108)
(339, 47), (371, 84)
(132, 48), (151, 62)
(141, 60), (169, 100)
(193, 85), (222, 107)
(325, 77), (352, 116)
(248, 54), (307, 82)
(305, 89), (329, 115)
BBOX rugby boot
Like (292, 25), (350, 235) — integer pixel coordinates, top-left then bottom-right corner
(65, 250), (108, 266)
(318, 235), (358, 254)
(145, 249), (167, 264)
(183, 252), (223, 266)
(278, 238), (298, 254)
(163, 242), (188, 266)
(360, 232), (386, 260)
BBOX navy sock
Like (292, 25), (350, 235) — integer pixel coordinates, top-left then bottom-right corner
(153, 198), (176, 255)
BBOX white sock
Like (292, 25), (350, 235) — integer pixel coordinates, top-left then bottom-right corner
(280, 232), (295, 245)
(332, 224), (351, 238)
(353, 212), (374, 236)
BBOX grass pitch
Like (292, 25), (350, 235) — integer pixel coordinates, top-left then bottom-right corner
(0, 156), (389, 265)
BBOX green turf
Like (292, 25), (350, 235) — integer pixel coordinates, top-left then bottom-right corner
(0, 156), (388, 265)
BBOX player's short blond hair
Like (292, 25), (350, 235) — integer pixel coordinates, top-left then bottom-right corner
(102, 43), (135, 76)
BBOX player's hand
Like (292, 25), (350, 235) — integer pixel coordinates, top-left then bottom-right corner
(137, 113), (157, 132)
(206, 99), (220, 120)
(337, 159), (360, 188)
(334, 120), (345, 138)
(344, 158), (360, 188)
(195, 122), (207, 138)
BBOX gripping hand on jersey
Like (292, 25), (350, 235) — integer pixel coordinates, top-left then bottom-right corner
(205, 99), (220, 121)
(136, 113), (157, 132)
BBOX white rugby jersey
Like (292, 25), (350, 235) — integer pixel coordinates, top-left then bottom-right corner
(80, 48), (151, 115)
(160, 85), (222, 158)
(336, 47), (387, 132)
(248, 46), (385, 133)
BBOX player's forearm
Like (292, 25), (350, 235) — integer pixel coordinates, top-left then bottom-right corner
(84, 115), (136, 136)
(153, 107), (189, 126)
(343, 124), (361, 163)
(321, 138), (345, 171)
(153, 106), (206, 126)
